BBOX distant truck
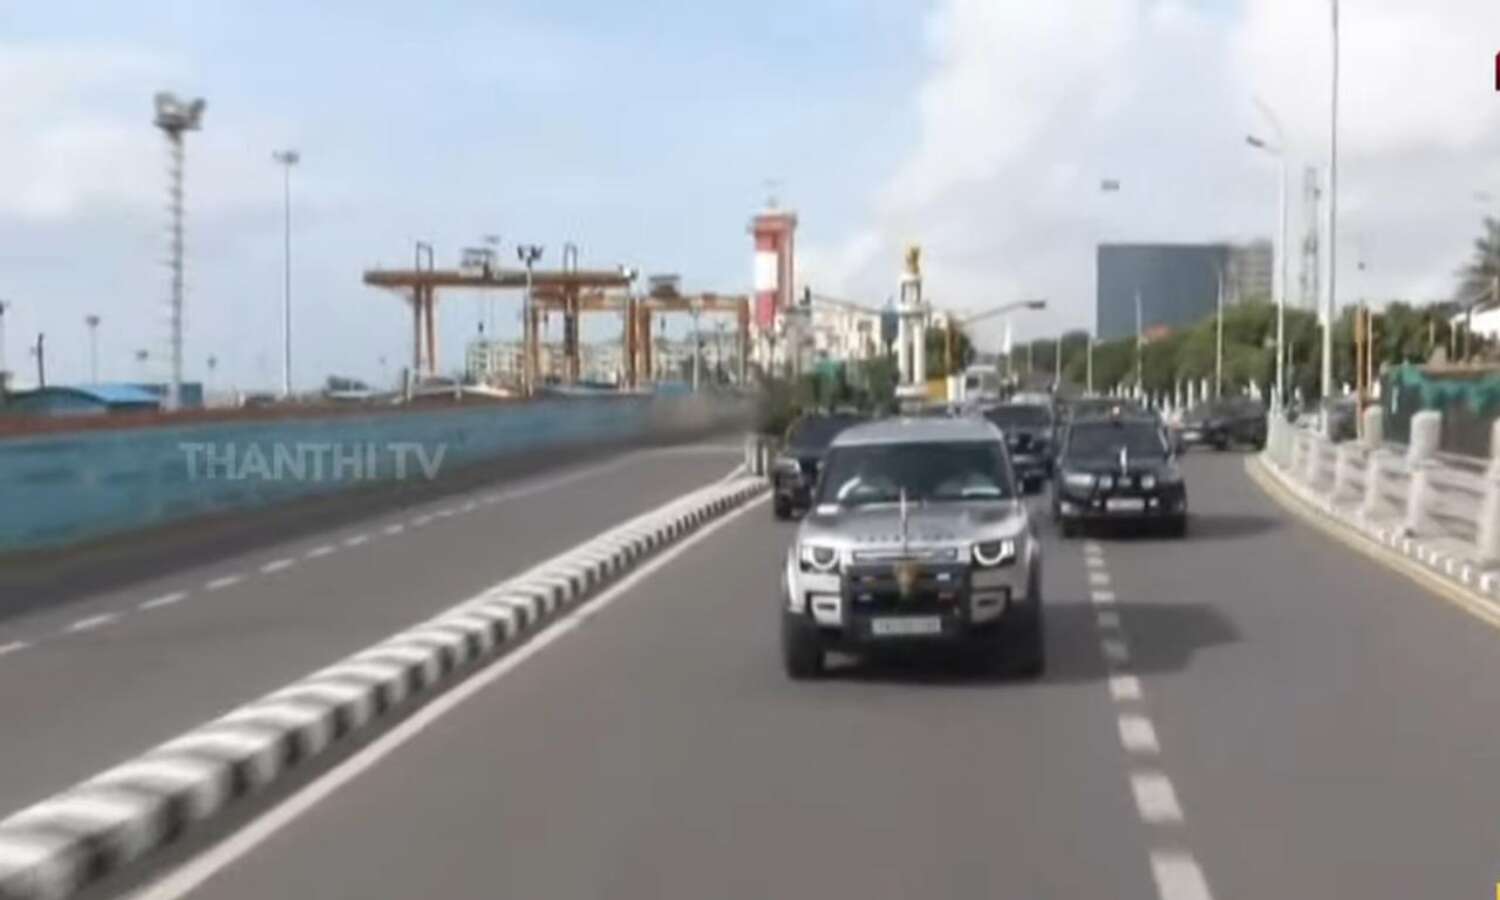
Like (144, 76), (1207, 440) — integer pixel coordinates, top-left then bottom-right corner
(952, 365), (1002, 406)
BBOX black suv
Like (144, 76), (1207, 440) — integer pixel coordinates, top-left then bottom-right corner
(1177, 398), (1267, 451)
(1052, 415), (1187, 538)
(981, 403), (1056, 492)
(771, 413), (864, 519)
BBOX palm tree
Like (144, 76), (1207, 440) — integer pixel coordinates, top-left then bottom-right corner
(1456, 216), (1500, 307)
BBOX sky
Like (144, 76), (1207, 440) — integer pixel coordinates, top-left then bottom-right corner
(1, 0), (1497, 389)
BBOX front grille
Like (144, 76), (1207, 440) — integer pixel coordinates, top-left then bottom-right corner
(843, 562), (968, 614)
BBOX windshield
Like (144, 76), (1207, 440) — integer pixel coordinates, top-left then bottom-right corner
(1064, 422), (1168, 462)
(786, 416), (862, 451)
(816, 441), (1015, 506)
(984, 405), (1052, 428)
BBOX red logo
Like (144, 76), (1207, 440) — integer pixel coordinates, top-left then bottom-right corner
(1496, 51), (1499, 90)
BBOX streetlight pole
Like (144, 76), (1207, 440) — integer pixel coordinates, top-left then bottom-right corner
(85, 315), (100, 382)
(1134, 289), (1144, 397)
(1215, 265), (1225, 398)
(1053, 334), (1062, 389)
(153, 92), (206, 411)
(0, 300), (9, 385)
(1086, 336), (1094, 395)
(1324, 0), (1341, 426)
(1248, 110), (1288, 411)
(272, 149), (299, 398)
(517, 244), (543, 396)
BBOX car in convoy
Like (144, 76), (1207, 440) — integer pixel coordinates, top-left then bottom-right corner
(980, 402), (1057, 492)
(771, 412), (864, 519)
(780, 417), (1044, 679)
(1052, 413), (1187, 538)
(1177, 397), (1267, 450)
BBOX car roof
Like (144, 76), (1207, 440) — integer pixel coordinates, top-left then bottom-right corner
(830, 416), (1002, 447)
(1066, 414), (1162, 430)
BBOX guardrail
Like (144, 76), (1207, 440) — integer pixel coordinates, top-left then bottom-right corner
(1265, 407), (1499, 566)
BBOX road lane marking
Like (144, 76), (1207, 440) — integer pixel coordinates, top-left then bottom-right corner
(1086, 555), (1106, 569)
(460, 501), (478, 513)
(260, 558), (295, 574)
(1091, 589), (1116, 605)
(1118, 714), (1160, 755)
(1109, 674), (1143, 701)
(411, 514), (434, 527)
(130, 490), (769, 900)
(343, 534), (370, 548)
(1150, 851), (1214, 900)
(66, 614), (120, 633)
(304, 545), (336, 560)
(1089, 571), (1111, 587)
(1096, 610), (1121, 630)
(1083, 541), (1103, 556)
(139, 591), (187, 611)
(0, 640), (30, 657)
(1130, 771), (1184, 824)
(383, 523), (405, 536)
(205, 574), (244, 592)
(1101, 637), (1130, 665)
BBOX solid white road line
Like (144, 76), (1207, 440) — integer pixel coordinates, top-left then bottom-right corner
(1109, 674), (1143, 702)
(1118, 714), (1160, 755)
(129, 490), (769, 900)
(205, 574), (244, 592)
(66, 613), (120, 633)
(1091, 590), (1117, 605)
(260, 558), (295, 575)
(0, 640), (31, 657)
(1088, 571), (1111, 587)
(1130, 771), (1184, 824)
(343, 534), (370, 548)
(1101, 637), (1130, 665)
(1096, 610), (1122, 630)
(304, 545), (336, 560)
(139, 591), (188, 611)
(1149, 850), (1215, 900)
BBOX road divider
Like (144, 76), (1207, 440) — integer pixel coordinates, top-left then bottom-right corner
(0, 473), (766, 900)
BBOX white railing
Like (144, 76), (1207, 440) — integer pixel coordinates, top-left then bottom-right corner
(1264, 409), (1500, 566)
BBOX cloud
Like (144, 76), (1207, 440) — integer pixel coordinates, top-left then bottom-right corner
(803, 0), (1500, 349)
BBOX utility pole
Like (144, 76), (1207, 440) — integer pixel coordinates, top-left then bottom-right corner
(1215, 265), (1225, 399)
(0, 300), (11, 385)
(1086, 335), (1094, 395)
(517, 244), (544, 396)
(1134, 289), (1144, 397)
(32, 333), (45, 388)
(1053, 334), (1062, 390)
(153, 92), (206, 411)
(272, 149), (299, 398)
(1323, 0), (1340, 425)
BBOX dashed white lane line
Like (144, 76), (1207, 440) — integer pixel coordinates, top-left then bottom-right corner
(1130, 771), (1184, 824)
(1089, 571), (1112, 587)
(411, 514), (435, 527)
(383, 523), (405, 536)
(1091, 589), (1117, 605)
(304, 545), (336, 560)
(205, 574), (244, 592)
(0, 640), (31, 657)
(1086, 555), (1106, 569)
(459, 501), (478, 513)
(1096, 610), (1122, 630)
(1109, 674), (1143, 702)
(260, 558), (296, 575)
(1101, 637), (1131, 665)
(1149, 850), (1215, 900)
(1118, 714), (1161, 755)
(343, 534), (370, 548)
(139, 591), (187, 611)
(66, 613), (120, 633)
(1083, 541), (1103, 555)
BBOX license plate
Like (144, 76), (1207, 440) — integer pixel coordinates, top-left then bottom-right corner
(1105, 497), (1146, 513)
(870, 617), (943, 637)
(1181, 430), (1201, 441)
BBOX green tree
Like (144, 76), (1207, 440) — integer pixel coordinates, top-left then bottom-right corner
(1457, 216), (1500, 305)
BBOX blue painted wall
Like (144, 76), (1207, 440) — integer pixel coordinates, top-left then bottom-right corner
(0, 395), (738, 552)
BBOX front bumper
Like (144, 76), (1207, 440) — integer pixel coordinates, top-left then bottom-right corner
(1055, 483), (1186, 521)
(1009, 453), (1053, 483)
(787, 560), (1033, 649)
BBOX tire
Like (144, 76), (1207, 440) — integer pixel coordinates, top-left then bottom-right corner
(781, 614), (825, 680)
(772, 497), (792, 521)
(1011, 579), (1046, 678)
(1165, 514), (1188, 538)
(1057, 517), (1079, 539)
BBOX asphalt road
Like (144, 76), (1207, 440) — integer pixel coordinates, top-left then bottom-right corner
(0, 442), (743, 814)
(76, 450), (1500, 898)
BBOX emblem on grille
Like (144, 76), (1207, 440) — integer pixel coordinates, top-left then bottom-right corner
(894, 561), (919, 598)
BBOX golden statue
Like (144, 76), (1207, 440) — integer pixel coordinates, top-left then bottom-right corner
(904, 244), (921, 276)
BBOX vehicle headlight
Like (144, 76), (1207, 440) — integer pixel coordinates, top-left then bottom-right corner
(1139, 473), (1157, 490)
(1062, 471), (1095, 490)
(972, 539), (1017, 567)
(798, 544), (839, 573)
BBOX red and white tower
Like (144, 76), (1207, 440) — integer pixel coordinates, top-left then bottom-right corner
(749, 202), (797, 372)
